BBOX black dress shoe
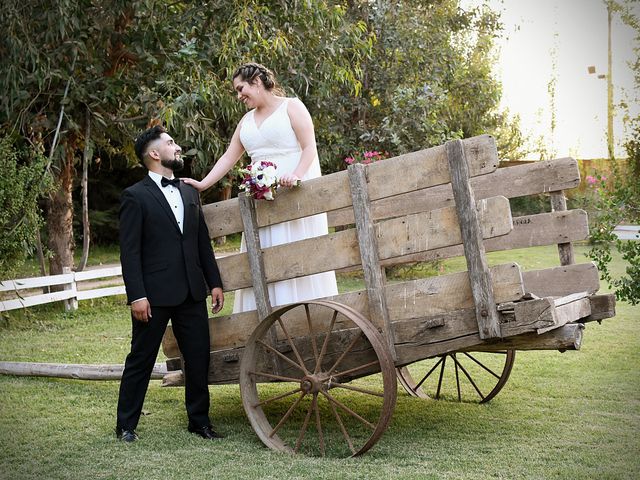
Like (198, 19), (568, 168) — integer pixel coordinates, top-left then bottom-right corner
(116, 428), (138, 442)
(188, 424), (224, 440)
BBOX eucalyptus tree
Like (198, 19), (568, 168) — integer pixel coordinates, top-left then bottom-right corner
(1, 0), (370, 274)
(318, 0), (514, 170)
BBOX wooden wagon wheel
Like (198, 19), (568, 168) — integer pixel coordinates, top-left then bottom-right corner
(396, 350), (515, 403)
(240, 300), (397, 457)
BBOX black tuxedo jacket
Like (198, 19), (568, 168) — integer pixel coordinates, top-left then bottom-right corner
(119, 175), (223, 306)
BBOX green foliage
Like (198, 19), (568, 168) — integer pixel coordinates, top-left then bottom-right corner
(0, 137), (52, 277)
(1, 1), (525, 264)
(587, 121), (640, 304)
(316, 1), (510, 172)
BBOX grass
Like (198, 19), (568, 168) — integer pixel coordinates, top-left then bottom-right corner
(0, 244), (638, 479)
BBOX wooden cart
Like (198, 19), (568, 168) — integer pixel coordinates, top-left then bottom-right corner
(161, 135), (615, 457)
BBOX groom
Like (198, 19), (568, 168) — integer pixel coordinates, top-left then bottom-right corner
(116, 125), (224, 442)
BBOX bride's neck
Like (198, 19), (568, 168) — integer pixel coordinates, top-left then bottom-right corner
(255, 93), (282, 112)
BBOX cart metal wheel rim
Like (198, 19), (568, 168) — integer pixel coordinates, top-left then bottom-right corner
(240, 300), (397, 457)
(396, 350), (515, 404)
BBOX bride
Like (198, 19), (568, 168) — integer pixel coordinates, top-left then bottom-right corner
(183, 62), (338, 313)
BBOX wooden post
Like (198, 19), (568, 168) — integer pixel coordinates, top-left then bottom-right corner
(62, 266), (78, 312)
(550, 191), (575, 265)
(445, 139), (500, 339)
(238, 195), (272, 320)
(238, 194), (279, 373)
(348, 163), (397, 360)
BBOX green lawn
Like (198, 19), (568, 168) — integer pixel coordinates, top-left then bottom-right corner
(1, 245), (638, 479)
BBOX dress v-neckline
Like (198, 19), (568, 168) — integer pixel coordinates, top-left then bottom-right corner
(252, 99), (287, 130)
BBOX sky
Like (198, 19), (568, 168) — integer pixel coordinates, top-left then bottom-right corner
(473, 0), (639, 159)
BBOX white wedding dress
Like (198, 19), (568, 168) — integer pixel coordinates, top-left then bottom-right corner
(233, 98), (339, 312)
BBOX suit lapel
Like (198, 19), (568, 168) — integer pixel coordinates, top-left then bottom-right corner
(143, 176), (182, 234)
(179, 185), (190, 234)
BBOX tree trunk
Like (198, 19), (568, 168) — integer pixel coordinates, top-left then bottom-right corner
(47, 144), (75, 276)
(77, 109), (91, 272)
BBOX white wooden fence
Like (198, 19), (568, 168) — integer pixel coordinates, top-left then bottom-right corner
(0, 266), (125, 312)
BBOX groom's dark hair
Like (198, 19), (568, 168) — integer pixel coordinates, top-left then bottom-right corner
(134, 125), (166, 165)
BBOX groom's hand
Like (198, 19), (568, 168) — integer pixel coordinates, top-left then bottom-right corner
(211, 287), (224, 314)
(131, 298), (152, 322)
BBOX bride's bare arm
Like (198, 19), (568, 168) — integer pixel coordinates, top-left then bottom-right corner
(282, 98), (317, 187)
(182, 122), (246, 192)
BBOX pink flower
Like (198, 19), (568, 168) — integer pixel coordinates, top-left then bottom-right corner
(344, 157), (354, 165)
(586, 175), (597, 185)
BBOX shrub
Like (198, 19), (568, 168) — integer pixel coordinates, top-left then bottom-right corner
(587, 121), (640, 305)
(0, 137), (52, 277)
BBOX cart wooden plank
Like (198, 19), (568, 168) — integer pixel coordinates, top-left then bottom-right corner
(499, 293), (592, 337)
(162, 262), (524, 359)
(446, 139), (500, 339)
(522, 262), (599, 297)
(328, 157), (580, 228)
(202, 134), (498, 237)
(374, 209), (589, 267)
(216, 196), (512, 291)
(349, 163), (396, 358)
(164, 292), (614, 387)
(462, 323), (584, 352)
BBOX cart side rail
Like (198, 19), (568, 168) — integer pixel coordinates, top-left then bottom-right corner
(202, 134), (498, 238)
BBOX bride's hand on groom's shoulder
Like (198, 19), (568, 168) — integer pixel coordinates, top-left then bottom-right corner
(181, 178), (204, 191)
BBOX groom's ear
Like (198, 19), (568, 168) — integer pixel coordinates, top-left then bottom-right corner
(147, 148), (160, 161)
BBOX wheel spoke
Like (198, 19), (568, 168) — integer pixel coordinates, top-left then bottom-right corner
(269, 392), (306, 438)
(313, 394), (325, 456)
(276, 316), (310, 375)
(256, 339), (307, 374)
(415, 356), (445, 390)
(294, 397), (315, 452)
(327, 394), (356, 455)
(305, 304), (320, 369)
(435, 355), (447, 399)
(332, 360), (379, 379)
(454, 354), (461, 402)
(315, 310), (338, 374)
(241, 301), (396, 457)
(249, 371), (301, 383)
(463, 352), (501, 379)
(253, 387), (302, 408)
(330, 382), (385, 398)
(451, 354), (485, 400)
(321, 390), (375, 430)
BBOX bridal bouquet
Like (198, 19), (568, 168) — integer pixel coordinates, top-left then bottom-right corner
(239, 160), (279, 201)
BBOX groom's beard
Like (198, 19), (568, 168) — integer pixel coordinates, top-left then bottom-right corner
(161, 156), (184, 172)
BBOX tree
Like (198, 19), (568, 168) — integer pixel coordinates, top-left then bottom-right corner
(588, 122), (640, 304)
(0, 137), (52, 277)
(315, 0), (512, 171)
(1, 1), (370, 272)
(587, 0), (640, 304)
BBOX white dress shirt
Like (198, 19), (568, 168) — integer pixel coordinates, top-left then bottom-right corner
(148, 171), (184, 233)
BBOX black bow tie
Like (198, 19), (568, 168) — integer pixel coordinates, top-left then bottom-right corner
(161, 177), (180, 188)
